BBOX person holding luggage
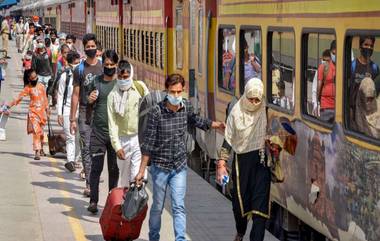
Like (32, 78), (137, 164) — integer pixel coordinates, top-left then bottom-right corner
(8, 69), (49, 160)
(86, 50), (120, 214)
(70, 33), (103, 197)
(107, 60), (149, 187)
(135, 73), (225, 241)
(217, 78), (271, 241)
(57, 50), (81, 172)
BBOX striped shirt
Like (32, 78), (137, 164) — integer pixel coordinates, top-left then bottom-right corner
(140, 99), (212, 171)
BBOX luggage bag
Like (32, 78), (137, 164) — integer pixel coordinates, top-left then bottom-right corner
(100, 187), (148, 241)
(47, 118), (66, 155)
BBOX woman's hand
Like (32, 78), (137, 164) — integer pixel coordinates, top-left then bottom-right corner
(216, 160), (228, 185)
(57, 115), (63, 126)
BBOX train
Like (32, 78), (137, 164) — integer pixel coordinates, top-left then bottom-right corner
(11, 0), (380, 241)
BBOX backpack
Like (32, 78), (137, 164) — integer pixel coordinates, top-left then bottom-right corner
(351, 59), (379, 77)
(137, 92), (196, 155)
(61, 69), (72, 114)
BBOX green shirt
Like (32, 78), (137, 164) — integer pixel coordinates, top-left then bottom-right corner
(91, 75), (116, 135)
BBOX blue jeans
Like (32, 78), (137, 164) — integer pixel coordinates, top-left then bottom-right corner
(149, 165), (187, 241)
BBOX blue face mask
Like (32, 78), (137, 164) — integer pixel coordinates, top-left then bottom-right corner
(331, 53), (336, 63)
(167, 94), (182, 106)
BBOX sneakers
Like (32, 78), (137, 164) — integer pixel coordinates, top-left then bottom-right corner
(64, 161), (76, 172)
(87, 202), (98, 214)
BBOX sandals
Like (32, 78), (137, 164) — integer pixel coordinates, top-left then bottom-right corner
(40, 149), (46, 156)
(79, 169), (86, 180)
(233, 234), (244, 241)
(34, 150), (41, 160)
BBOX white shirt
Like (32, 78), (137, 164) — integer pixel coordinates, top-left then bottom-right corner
(57, 69), (74, 116)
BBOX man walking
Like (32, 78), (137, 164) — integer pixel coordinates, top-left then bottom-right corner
(135, 74), (225, 241)
(107, 60), (149, 187)
(70, 33), (103, 197)
(1, 17), (10, 59)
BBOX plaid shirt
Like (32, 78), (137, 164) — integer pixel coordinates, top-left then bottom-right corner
(140, 99), (212, 171)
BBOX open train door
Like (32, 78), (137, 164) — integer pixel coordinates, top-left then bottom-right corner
(85, 0), (95, 33)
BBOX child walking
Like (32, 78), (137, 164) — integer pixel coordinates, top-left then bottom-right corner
(8, 68), (49, 160)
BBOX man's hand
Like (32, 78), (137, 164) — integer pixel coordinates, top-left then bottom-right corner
(70, 120), (77, 135)
(88, 90), (98, 104)
(116, 149), (126, 160)
(135, 171), (145, 186)
(211, 121), (226, 131)
(57, 115), (63, 126)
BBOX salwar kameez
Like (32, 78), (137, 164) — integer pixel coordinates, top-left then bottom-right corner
(11, 83), (48, 151)
(231, 149), (271, 241)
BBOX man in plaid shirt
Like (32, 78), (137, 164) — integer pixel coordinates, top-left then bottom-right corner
(135, 74), (225, 241)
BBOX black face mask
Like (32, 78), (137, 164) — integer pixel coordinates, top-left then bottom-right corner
(85, 49), (97, 58)
(30, 80), (38, 86)
(104, 67), (116, 76)
(51, 37), (56, 43)
(360, 47), (373, 58)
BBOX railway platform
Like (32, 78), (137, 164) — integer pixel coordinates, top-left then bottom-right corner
(0, 40), (278, 241)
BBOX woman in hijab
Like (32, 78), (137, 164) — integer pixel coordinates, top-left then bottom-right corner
(217, 78), (270, 241)
(354, 77), (380, 138)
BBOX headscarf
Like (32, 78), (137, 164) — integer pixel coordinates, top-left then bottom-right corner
(113, 65), (134, 117)
(225, 78), (267, 154)
(355, 77), (380, 138)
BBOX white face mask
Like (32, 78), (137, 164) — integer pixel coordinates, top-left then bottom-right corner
(71, 63), (79, 69)
(67, 43), (73, 49)
(117, 78), (132, 91)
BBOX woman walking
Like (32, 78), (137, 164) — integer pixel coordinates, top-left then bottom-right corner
(217, 78), (271, 241)
(8, 69), (49, 160)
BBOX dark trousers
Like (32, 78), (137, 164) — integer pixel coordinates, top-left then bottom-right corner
(89, 128), (119, 204)
(231, 150), (270, 241)
(78, 107), (92, 185)
(232, 193), (266, 241)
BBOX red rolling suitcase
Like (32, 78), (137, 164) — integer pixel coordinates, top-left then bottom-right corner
(100, 187), (148, 241)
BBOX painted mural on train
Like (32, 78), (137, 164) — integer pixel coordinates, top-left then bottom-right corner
(268, 115), (380, 241)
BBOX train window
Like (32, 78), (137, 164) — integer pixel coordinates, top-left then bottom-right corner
(155, 33), (160, 68)
(268, 29), (295, 112)
(123, 29), (127, 57)
(218, 27), (236, 93)
(176, 7), (184, 69)
(345, 32), (380, 140)
(145, 31), (149, 65)
(302, 31), (336, 124)
(239, 28), (262, 95)
(137, 30), (141, 62)
(198, 8), (203, 74)
(133, 29), (137, 60)
(150, 32), (154, 66)
(160, 33), (164, 70)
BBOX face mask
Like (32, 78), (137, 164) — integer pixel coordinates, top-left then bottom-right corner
(167, 94), (182, 106)
(67, 43), (73, 49)
(321, 60), (327, 65)
(104, 66), (116, 76)
(360, 47), (373, 58)
(97, 56), (102, 62)
(331, 54), (336, 63)
(51, 37), (56, 43)
(117, 78), (132, 91)
(71, 63), (79, 69)
(243, 96), (261, 112)
(85, 48), (97, 58)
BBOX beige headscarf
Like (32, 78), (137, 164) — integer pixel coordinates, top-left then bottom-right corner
(355, 77), (380, 138)
(225, 78), (267, 154)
